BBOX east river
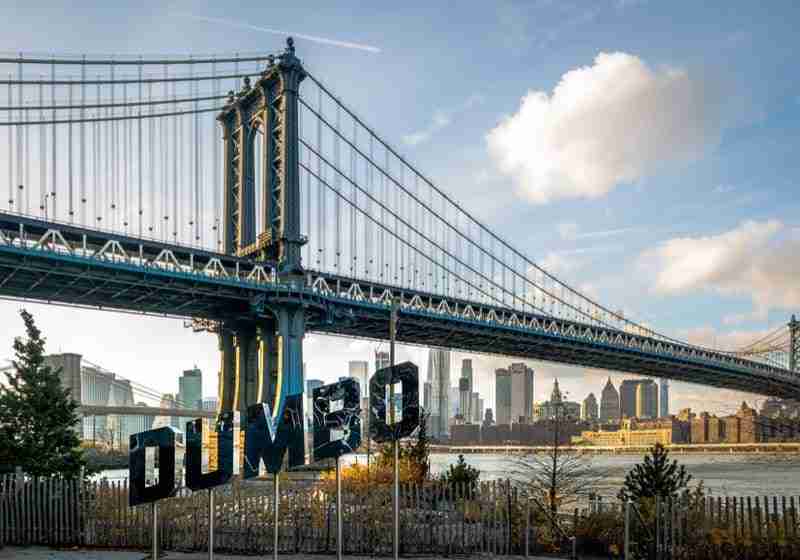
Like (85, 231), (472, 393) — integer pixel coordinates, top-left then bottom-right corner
(98, 452), (800, 498)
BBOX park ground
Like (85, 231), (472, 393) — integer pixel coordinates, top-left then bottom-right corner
(0, 547), (569, 559)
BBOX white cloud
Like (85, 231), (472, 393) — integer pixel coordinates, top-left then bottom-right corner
(641, 219), (800, 312)
(403, 94), (484, 146)
(538, 252), (581, 276)
(681, 325), (780, 352)
(487, 52), (722, 204)
(557, 221), (579, 240)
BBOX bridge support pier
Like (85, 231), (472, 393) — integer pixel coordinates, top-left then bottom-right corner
(218, 307), (305, 420)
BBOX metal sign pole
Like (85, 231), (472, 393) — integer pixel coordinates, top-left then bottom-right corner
(390, 300), (400, 560)
(152, 501), (158, 560)
(336, 456), (343, 560)
(208, 488), (215, 560)
(273, 473), (280, 560)
(624, 499), (631, 560)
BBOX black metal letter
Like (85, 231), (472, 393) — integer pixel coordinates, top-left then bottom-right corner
(243, 394), (305, 476)
(312, 378), (362, 462)
(129, 426), (177, 506)
(369, 361), (420, 443)
(185, 411), (239, 491)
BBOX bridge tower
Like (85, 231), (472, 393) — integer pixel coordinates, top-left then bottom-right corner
(216, 38), (308, 420)
(790, 314), (799, 374)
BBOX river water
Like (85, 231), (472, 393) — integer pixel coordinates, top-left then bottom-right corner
(97, 453), (800, 498)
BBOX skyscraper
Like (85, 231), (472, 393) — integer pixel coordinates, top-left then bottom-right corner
(659, 378), (670, 417)
(636, 379), (658, 419)
(509, 363), (535, 422)
(348, 360), (369, 398)
(475, 397), (484, 423)
(599, 378), (620, 422)
(581, 393), (599, 421)
(459, 359), (473, 420)
(470, 392), (481, 423)
(427, 348), (451, 438)
(495, 368), (512, 425)
(619, 379), (644, 418)
(178, 367), (202, 409)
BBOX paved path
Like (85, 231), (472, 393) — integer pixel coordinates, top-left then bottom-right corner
(0, 547), (567, 559)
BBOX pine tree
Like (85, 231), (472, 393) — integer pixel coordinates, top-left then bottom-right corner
(0, 310), (87, 478)
(441, 454), (480, 493)
(618, 443), (691, 501)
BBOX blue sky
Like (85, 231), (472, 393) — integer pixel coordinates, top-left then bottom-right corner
(1, 0), (798, 416)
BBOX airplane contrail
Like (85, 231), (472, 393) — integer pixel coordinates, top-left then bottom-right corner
(175, 13), (381, 54)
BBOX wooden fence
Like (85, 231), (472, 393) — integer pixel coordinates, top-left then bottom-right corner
(0, 475), (572, 555)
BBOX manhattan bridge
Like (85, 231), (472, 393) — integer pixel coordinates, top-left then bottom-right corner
(0, 39), (797, 422)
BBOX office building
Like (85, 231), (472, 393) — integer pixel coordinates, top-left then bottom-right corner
(619, 379), (642, 419)
(581, 393), (599, 421)
(636, 379), (658, 419)
(348, 360), (369, 398)
(483, 408), (494, 428)
(471, 393), (481, 423)
(178, 367), (202, 409)
(495, 368), (512, 425)
(533, 379), (580, 420)
(509, 363), (535, 423)
(427, 348), (451, 438)
(459, 359), (473, 420)
(600, 378), (621, 422)
(659, 379), (670, 417)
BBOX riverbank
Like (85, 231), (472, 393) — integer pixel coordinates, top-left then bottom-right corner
(431, 442), (800, 454)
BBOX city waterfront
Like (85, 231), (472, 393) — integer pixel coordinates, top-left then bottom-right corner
(96, 452), (800, 498)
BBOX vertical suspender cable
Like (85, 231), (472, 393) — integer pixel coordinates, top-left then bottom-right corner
(16, 60), (22, 213)
(94, 80), (100, 223)
(172, 80), (177, 241)
(123, 81), (128, 228)
(39, 79), (47, 218)
(138, 59), (143, 236)
(80, 56), (86, 225)
(68, 76), (74, 220)
(110, 59), (116, 228)
(51, 61), (56, 218)
(24, 74), (29, 215)
(366, 134), (373, 279)
(6, 75), (11, 210)
(39, 78), (44, 216)
(194, 63), (200, 243)
(212, 59), (219, 248)
(148, 81), (154, 233)
(350, 120), (356, 276)
(92, 98), (97, 225)
(105, 77), (111, 225)
(316, 86), (323, 269)
(334, 104), (341, 270)
(161, 64), (167, 241)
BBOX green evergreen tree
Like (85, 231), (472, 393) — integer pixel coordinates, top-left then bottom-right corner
(0, 310), (87, 478)
(618, 443), (691, 501)
(440, 454), (480, 493)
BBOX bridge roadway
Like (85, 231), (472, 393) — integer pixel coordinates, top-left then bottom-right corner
(78, 405), (215, 419)
(0, 212), (798, 399)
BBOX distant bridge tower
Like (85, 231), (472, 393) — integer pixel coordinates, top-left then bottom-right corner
(790, 314), (799, 374)
(216, 38), (307, 420)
